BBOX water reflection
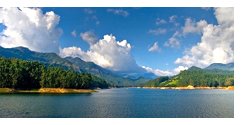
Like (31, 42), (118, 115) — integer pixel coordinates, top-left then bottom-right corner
(0, 88), (234, 118)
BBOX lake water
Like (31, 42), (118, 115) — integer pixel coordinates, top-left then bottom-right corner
(0, 88), (234, 118)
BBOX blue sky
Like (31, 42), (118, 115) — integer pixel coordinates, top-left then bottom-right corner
(0, 7), (233, 76)
(42, 7), (216, 69)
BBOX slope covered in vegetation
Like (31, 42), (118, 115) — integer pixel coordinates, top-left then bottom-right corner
(0, 57), (109, 90)
(144, 66), (234, 87)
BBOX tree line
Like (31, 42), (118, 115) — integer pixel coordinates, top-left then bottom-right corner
(0, 57), (109, 89)
(176, 68), (234, 87)
(144, 67), (234, 87)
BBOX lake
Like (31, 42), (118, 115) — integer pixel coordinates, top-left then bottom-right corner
(0, 88), (234, 118)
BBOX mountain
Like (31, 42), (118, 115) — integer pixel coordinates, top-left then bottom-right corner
(144, 63), (234, 87)
(0, 46), (75, 70)
(64, 57), (143, 86)
(113, 71), (157, 80)
(143, 76), (170, 87)
(65, 57), (113, 76)
(205, 63), (234, 71)
(188, 66), (202, 71)
(0, 46), (150, 86)
(64, 57), (152, 86)
(66, 57), (155, 83)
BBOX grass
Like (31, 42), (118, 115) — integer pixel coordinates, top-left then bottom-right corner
(159, 77), (179, 87)
(0, 88), (96, 94)
(0, 88), (14, 93)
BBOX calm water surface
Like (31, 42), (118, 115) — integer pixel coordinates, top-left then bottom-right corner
(0, 88), (234, 118)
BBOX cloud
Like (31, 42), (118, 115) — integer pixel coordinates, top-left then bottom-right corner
(148, 28), (167, 35)
(83, 8), (95, 14)
(71, 30), (77, 37)
(142, 66), (173, 76)
(201, 7), (211, 11)
(164, 31), (180, 48)
(91, 15), (100, 25)
(165, 18), (207, 49)
(148, 42), (161, 52)
(174, 66), (188, 73)
(169, 15), (179, 26)
(83, 8), (100, 25)
(169, 15), (177, 22)
(60, 46), (87, 58)
(61, 34), (143, 72)
(175, 7), (234, 68)
(142, 65), (188, 76)
(156, 18), (166, 25)
(182, 18), (208, 34)
(80, 31), (98, 45)
(215, 7), (233, 27)
(0, 7), (62, 53)
(107, 9), (129, 17)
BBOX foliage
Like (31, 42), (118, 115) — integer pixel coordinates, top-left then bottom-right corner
(0, 57), (109, 89)
(144, 76), (169, 87)
(176, 67), (234, 87)
(144, 66), (234, 87)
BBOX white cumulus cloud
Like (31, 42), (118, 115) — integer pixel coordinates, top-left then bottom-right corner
(0, 7), (62, 53)
(142, 65), (188, 76)
(174, 66), (188, 73)
(142, 66), (173, 76)
(183, 18), (208, 34)
(61, 34), (143, 72)
(175, 7), (234, 68)
(60, 46), (87, 59)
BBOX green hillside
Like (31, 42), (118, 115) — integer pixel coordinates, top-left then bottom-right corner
(144, 66), (234, 87)
(0, 57), (109, 89)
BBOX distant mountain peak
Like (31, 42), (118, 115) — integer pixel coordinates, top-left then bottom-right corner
(205, 62), (234, 71)
(13, 46), (32, 52)
(188, 66), (201, 71)
(0, 46), (161, 86)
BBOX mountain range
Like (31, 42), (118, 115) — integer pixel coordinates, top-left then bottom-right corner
(144, 63), (234, 87)
(205, 63), (234, 71)
(0, 46), (234, 87)
(0, 46), (156, 86)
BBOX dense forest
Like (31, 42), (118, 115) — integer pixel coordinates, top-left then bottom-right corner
(0, 57), (109, 89)
(144, 66), (234, 87)
(142, 76), (170, 87)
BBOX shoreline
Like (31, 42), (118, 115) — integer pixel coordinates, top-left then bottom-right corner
(0, 88), (96, 94)
(0, 86), (234, 94)
(140, 86), (234, 90)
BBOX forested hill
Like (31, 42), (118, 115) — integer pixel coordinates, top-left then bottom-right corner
(144, 65), (234, 87)
(0, 57), (109, 89)
(0, 46), (151, 86)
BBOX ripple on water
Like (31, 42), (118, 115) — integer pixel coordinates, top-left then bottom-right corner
(0, 88), (234, 118)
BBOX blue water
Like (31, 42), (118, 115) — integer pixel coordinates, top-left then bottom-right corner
(0, 88), (234, 118)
